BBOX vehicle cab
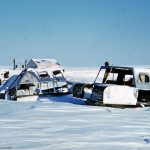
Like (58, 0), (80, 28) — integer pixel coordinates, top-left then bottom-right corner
(91, 65), (150, 106)
(73, 63), (150, 107)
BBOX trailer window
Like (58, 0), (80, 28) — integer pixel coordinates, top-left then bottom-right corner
(53, 70), (65, 82)
(53, 70), (61, 75)
(38, 71), (49, 78)
(53, 70), (67, 87)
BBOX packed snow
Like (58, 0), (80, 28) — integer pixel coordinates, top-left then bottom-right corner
(0, 67), (150, 150)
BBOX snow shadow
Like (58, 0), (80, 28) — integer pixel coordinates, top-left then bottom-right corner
(37, 94), (85, 105)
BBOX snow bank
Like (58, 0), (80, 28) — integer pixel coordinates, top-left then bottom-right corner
(0, 100), (150, 150)
(0, 67), (150, 149)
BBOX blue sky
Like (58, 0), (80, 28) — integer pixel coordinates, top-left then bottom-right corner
(0, 0), (150, 66)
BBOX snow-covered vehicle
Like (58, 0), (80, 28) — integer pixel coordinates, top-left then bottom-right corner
(0, 67), (69, 100)
(73, 63), (150, 107)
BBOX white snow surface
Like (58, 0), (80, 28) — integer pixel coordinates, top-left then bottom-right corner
(0, 67), (150, 150)
(64, 67), (99, 83)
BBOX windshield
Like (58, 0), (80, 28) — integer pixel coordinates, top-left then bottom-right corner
(95, 67), (134, 87)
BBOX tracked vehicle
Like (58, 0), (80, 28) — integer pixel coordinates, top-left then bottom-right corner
(73, 63), (150, 107)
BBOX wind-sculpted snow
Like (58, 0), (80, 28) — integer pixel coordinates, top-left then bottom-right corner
(0, 99), (150, 150)
(0, 67), (150, 149)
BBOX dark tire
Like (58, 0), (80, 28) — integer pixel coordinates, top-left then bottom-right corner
(73, 84), (85, 98)
(85, 99), (96, 105)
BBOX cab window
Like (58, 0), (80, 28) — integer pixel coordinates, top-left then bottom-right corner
(138, 73), (149, 83)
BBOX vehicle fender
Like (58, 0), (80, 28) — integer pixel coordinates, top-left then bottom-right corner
(103, 85), (138, 105)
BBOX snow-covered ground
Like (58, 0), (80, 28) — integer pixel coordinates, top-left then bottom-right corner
(64, 67), (99, 83)
(0, 67), (150, 150)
